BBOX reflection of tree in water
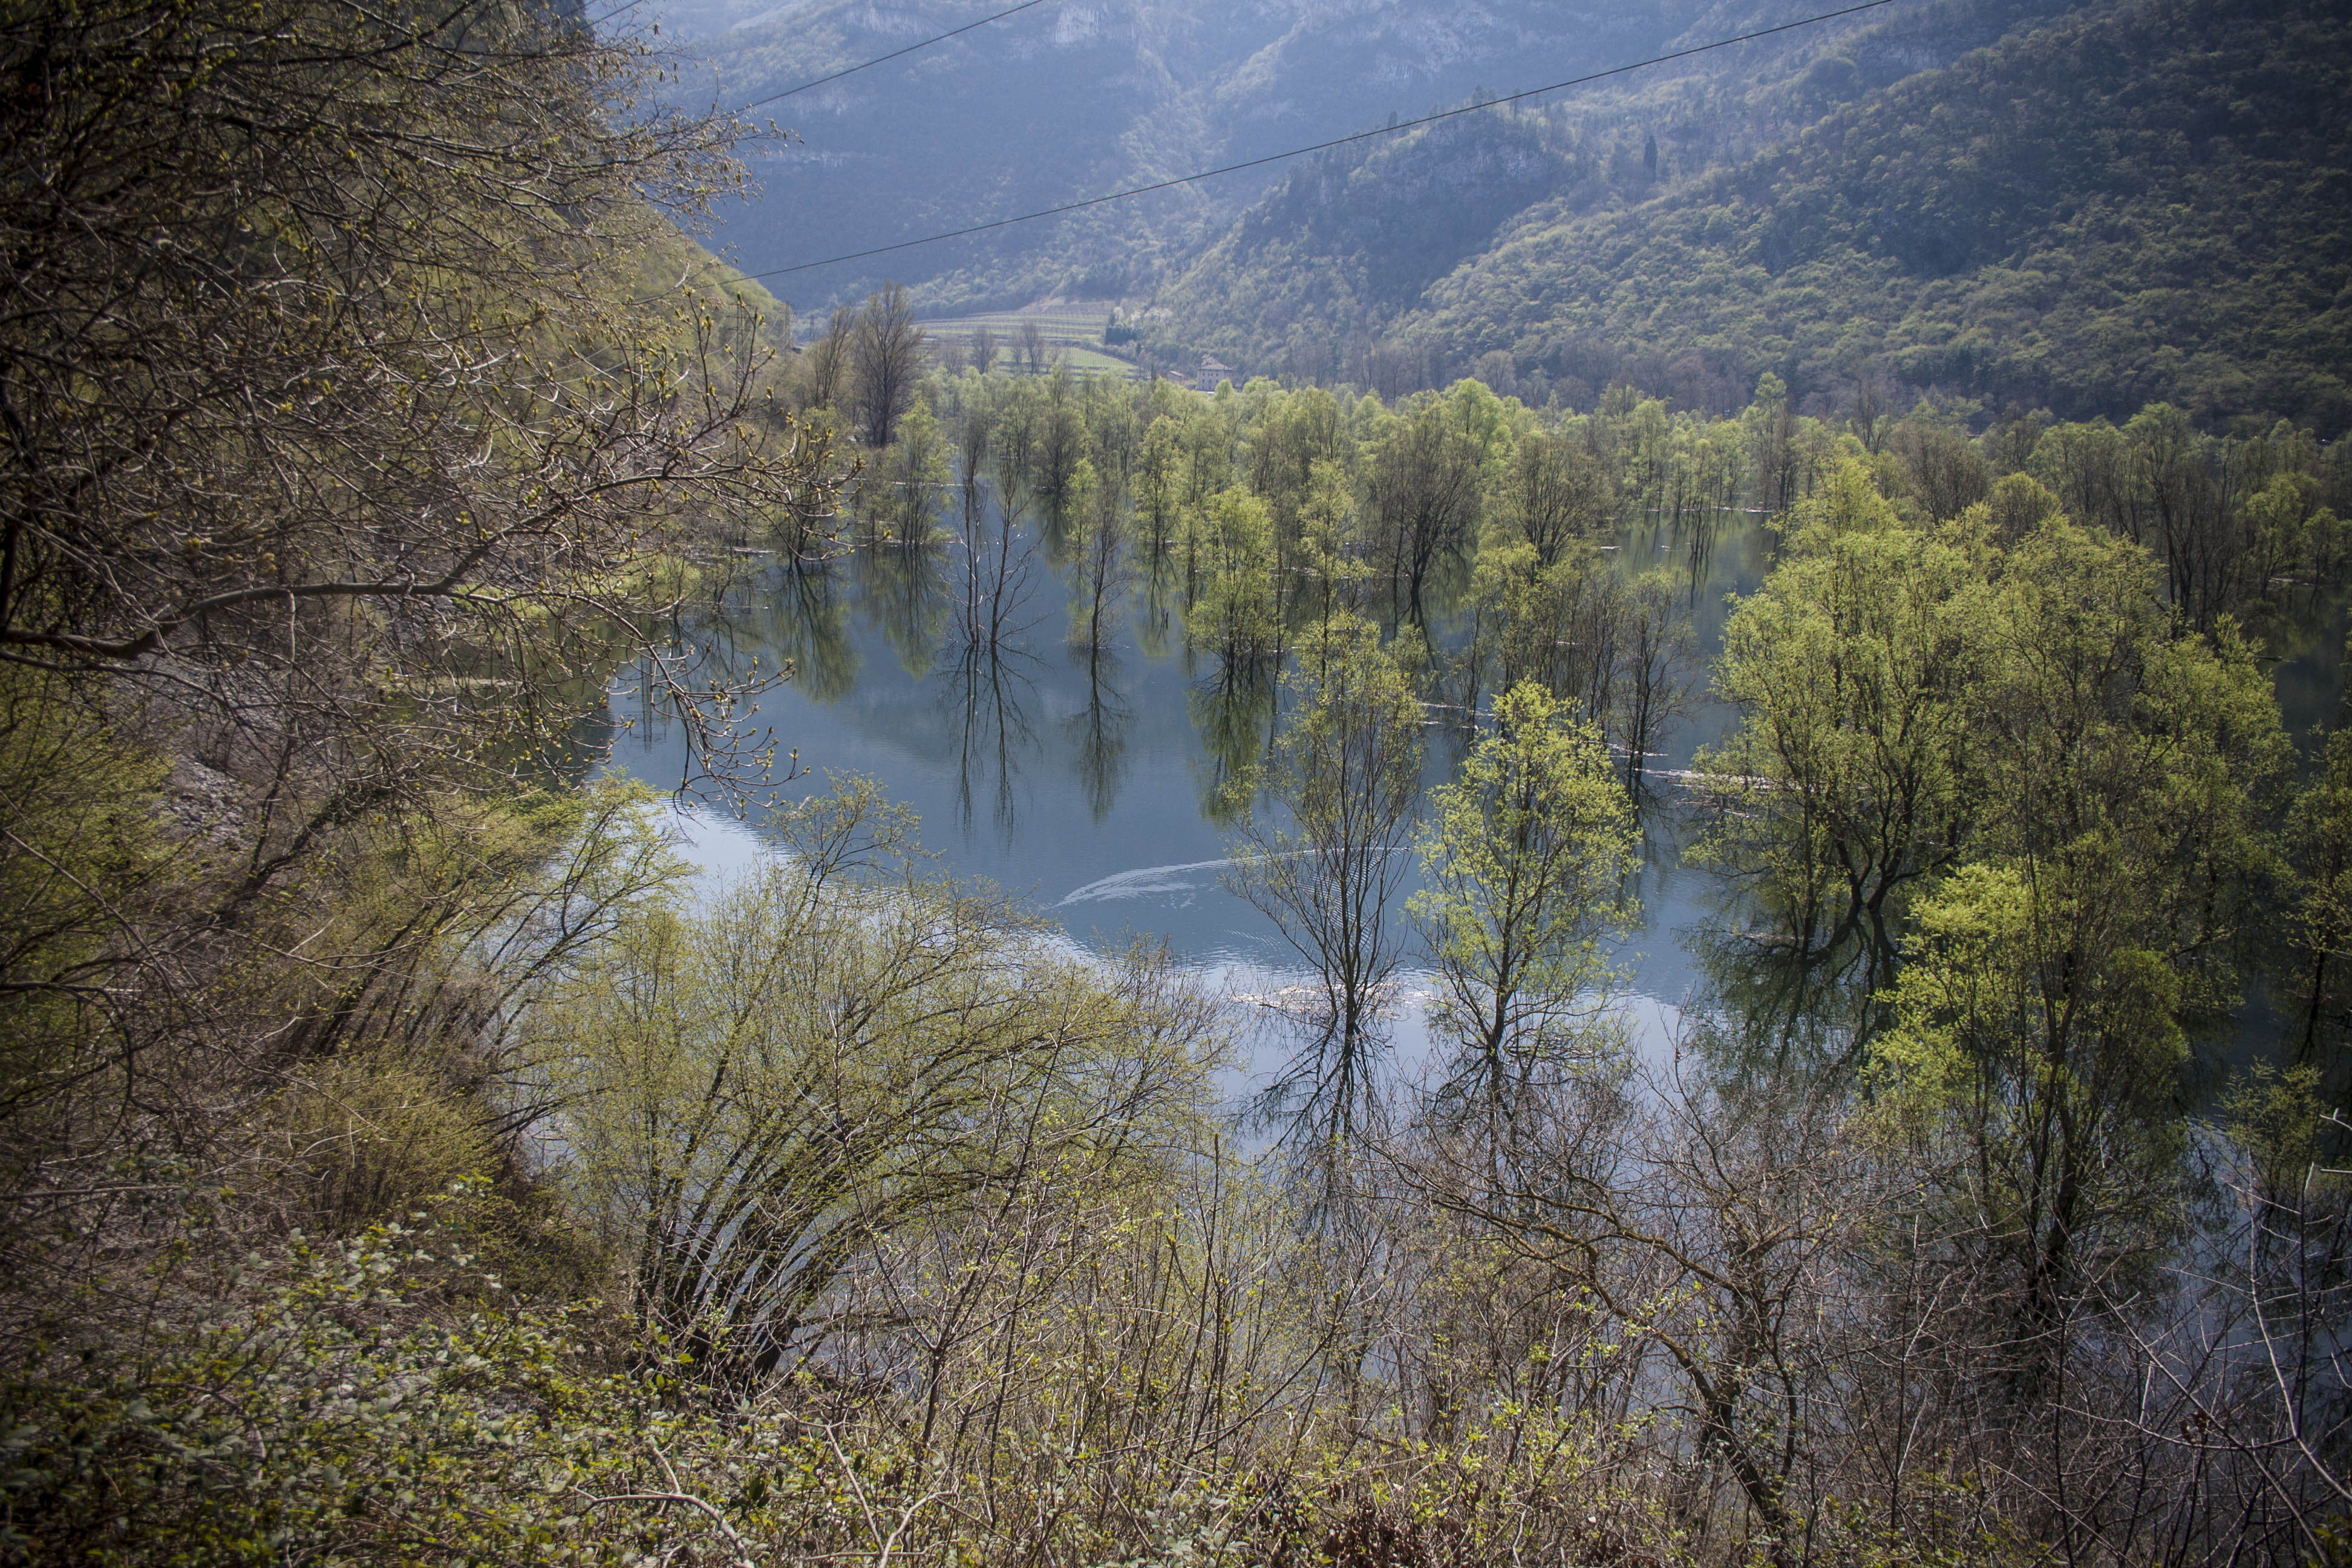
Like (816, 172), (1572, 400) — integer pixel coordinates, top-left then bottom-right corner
(1682, 508), (1725, 598)
(855, 540), (951, 681)
(1065, 649), (1132, 823)
(958, 484), (1040, 654)
(1678, 920), (1895, 1089)
(941, 642), (1039, 843)
(1130, 546), (1182, 661)
(1636, 780), (1899, 1087)
(1631, 506), (1725, 603)
(752, 563), (861, 705)
(1186, 661), (1275, 826)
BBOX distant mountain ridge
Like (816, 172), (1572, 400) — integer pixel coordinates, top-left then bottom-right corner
(650, 0), (2352, 433)
(659, 0), (1885, 314)
(1405, 0), (2352, 428)
(1142, 0), (2352, 429)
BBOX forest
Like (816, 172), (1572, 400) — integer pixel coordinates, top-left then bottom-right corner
(679, 0), (2352, 436)
(1, 0), (2347, 1566)
(1146, 0), (2352, 430)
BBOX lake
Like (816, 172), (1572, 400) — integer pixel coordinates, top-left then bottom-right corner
(594, 506), (1774, 1080)
(593, 502), (2337, 1090)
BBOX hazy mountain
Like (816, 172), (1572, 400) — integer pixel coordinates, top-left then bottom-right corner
(650, 0), (1897, 318)
(649, 0), (2352, 433)
(1399, 0), (2352, 427)
(1138, 0), (2091, 384)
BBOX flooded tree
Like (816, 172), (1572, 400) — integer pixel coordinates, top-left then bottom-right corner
(1184, 487), (1280, 678)
(1370, 399), (1483, 619)
(1506, 430), (1612, 567)
(1226, 613), (1423, 1166)
(1410, 682), (1638, 1157)
(851, 282), (926, 447)
(1614, 569), (1700, 785)
(1065, 458), (1131, 660)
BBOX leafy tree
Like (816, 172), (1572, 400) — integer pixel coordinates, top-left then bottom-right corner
(864, 400), (948, 547)
(1863, 512), (2288, 1375)
(1613, 569), (1700, 785)
(2280, 727), (2352, 1079)
(1697, 462), (1993, 948)
(1296, 457), (1373, 624)
(1066, 458), (1131, 659)
(1974, 517), (2287, 996)
(1135, 416), (1187, 551)
(1370, 400), (1482, 618)
(535, 780), (1217, 1382)
(1870, 860), (2194, 1376)
(1410, 682), (1638, 1147)
(1505, 430), (1610, 567)
(1184, 487), (1279, 676)
(809, 303), (857, 411)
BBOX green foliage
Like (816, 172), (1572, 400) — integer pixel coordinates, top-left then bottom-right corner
(1416, 0), (2352, 428)
(1500, 429), (1609, 567)
(1295, 457), (1373, 622)
(532, 777), (1222, 1382)
(1734, 475), (2293, 1362)
(2027, 406), (2350, 639)
(1697, 460), (1994, 944)
(0, 671), (174, 1128)
(264, 1050), (498, 1238)
(1135, 0), (2351, 430)
(2279, 728), (2352, 1073)
(1870, 860), (2193, 1340)
(1183, 488), (1281, 672)
(1410, 682), (1639, 1131)
(2222, 1062), (2345, 1207)
(1154, 109), (1574, 374)
(7, 152), (2351, 1561)
(857, 400), (950, 546)
(0, 1204), (903, 1567)
(1700, 456), (2290, 956)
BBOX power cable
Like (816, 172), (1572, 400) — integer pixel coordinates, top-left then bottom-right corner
(584, 0), (1049, 100)
(584, 0), (660, 32)
(734, 0), (1051, 113)
(720, 0), (1900, 284)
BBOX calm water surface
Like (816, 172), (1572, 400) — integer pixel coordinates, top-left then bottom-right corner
(594, 510), (1779, 1078)
(592, 503), (2342, 1093)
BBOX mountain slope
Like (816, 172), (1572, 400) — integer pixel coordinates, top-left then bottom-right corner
(1151, 108), (1576, 374)
(1135, 0), (2089, 384)
(656, 0), (2352, 433)
(1403, 0), (2352, 426)
(650, 0), (1896, 317)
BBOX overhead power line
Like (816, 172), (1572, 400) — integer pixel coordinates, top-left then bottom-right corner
(584, 0), (658, 31)
(583, 0), (1050, 100)
(735, 0), (1052, 113)
(728, 0), (1900, 286)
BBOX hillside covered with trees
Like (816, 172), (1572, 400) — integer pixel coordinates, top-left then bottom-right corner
(656, 0), (2352, 434)
(675, 0), (2034, 318)
(1412, 0), (2352, 427)
(1142, 0), (2352, 430)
